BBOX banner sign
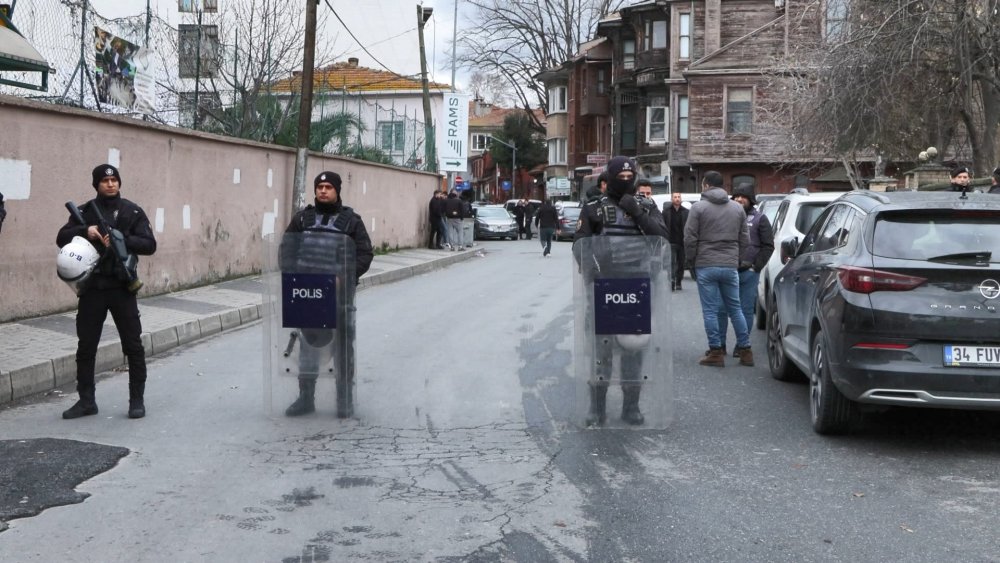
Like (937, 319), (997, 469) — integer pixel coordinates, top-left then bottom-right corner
(594, 277), (652, 335)
(94, 27), (155, 114)
(282, 273), (337, 329)
(438, 92), (470, 172)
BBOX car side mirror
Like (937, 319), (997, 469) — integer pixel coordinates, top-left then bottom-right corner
(780, 237), (799, 264)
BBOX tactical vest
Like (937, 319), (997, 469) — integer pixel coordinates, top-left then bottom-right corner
(285, 207), (354, 273)
(593, 198), (648, 267)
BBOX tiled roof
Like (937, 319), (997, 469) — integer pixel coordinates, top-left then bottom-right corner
(468, 102), (546, 128)
(271, 60), (452, 94)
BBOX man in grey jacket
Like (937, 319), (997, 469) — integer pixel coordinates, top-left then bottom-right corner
(684, 171), (752, 367)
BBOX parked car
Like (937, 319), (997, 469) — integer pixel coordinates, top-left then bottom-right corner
(556, 205), (583, 241)
(755, 191), (848, 329)
(473, 205), (518, 240)
(756, 198), (782, 228)
(767, 191), (1000, 434)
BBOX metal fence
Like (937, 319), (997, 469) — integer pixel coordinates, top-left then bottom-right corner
(2, 0), (432, 170)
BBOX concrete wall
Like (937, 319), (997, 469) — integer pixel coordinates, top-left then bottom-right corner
(0, 95), (436, 322)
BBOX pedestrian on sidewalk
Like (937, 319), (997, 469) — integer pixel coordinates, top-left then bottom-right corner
(460, 192), (476, 249)
(534, 197), (559, 256)
(684, 171), (753, 368)
(427, 189), (446, 249)
(444, 191), (464, 250)
(57, 164), (157, 420)
(717, 183), (773, 355)
(281, 171), (373, 417)
(0, 191), (6, 234)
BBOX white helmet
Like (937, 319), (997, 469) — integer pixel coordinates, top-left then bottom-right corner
(616, 333), (651, 351)
(57, 236), (100, 294)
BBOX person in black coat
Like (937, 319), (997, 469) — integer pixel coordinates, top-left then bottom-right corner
(56, 164), (157, 420)
(427, 190), (446, 248)
(512, 200), (526, 239)
(534, 198), (560, 256)
(662, 192), (689, 290)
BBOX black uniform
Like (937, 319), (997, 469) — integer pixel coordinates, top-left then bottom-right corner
(281, 195), (373, 417)
(574, 164), (668, 426)
(56, 192), (156, 418)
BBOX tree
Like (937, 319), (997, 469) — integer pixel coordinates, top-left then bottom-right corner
(488, 112), (547, 175)
(455, 0), (628, 128)
(768, 0), (1000, 176)
(160, 0), (336, 142)
(466, 70), (515, 107)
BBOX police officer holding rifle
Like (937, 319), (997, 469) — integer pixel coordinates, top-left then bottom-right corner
(56, 164), (156, 420)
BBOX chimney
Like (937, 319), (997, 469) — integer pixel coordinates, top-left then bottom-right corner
(347, 57), (359, 67)
(705, 0), (721, 54)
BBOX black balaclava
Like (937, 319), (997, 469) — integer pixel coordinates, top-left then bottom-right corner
(605, 156), (638, 199)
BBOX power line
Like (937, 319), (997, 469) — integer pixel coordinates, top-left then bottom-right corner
(322, 0), (415, 81)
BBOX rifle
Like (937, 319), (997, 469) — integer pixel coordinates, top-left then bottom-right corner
(65, 201), (143, 293)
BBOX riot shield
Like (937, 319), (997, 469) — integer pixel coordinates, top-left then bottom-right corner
(572, 235), (673, 429)
(262, 232), (357, 418)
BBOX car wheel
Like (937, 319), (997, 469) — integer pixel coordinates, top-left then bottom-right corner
(767, 293), (804, 382)
(809, 328), (860, 435)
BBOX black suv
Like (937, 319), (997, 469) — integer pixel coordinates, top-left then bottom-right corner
(767, 191), (1000, 434)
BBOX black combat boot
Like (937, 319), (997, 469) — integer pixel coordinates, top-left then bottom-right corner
(128, 380), (146, 419)
(285, 379), (316, 416)
(63, 386), (99, 419)
(621, 386), (645, 425)
(585, 384), (608, 426)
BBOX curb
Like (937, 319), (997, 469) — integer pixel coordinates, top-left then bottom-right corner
(0, 249), (479, 407)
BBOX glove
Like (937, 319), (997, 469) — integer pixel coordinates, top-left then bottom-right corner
(616, 194), (642, 218)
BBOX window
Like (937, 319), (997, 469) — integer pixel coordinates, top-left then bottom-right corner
(548, 86), (567, 114)
(623, 40), (635, 70)
(825, 0), (849, 41)
(548, 138), (567, 165)
(677, 95), (689, 140)
(644, 20), (667, 50)
(378, 121), (405, 153)
(596, 69), (606, 95)
(646, 106), (667, 143)
(679, 14), (691, 59)
(471, 134), (491, 151)
(726, 87), (753, 134)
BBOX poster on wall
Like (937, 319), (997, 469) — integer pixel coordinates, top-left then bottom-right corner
(93, 27), (156, 114)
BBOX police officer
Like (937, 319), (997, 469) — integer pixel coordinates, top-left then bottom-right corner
(575, 156), (669, 425)
(56, 164), (157, 420)
(282, 171), (374, 417)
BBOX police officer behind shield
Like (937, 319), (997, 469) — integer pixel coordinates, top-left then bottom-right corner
(575, 156), (669, 425)
(282, 171), (374, 416)
(56, 164), (156, 420)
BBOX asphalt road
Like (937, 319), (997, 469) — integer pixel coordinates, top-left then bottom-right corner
(2, 238), (1000, 562)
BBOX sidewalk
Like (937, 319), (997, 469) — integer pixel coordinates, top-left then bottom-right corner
(0, 247), (481, 407)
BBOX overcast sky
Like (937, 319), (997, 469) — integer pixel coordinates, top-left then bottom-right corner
(88, 0), (475, 88)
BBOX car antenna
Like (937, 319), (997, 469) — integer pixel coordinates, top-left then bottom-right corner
(960, 185), (969, 200)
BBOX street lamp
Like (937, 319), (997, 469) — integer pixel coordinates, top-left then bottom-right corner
(488, 135), (517, 198)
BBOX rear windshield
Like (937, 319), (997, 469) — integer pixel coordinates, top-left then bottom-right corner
(561, 207), (582, 219)
(477, 207), (511, 219)
(873, 210), (1000, 261)
(794, 203), (830, 234)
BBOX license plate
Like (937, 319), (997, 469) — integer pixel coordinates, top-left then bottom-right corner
(944, 345), (1000, 367)
(491, 226), (504, 232)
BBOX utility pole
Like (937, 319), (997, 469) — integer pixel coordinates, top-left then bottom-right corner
(417, 5), (437, 174)
(291, 0), (319, 216)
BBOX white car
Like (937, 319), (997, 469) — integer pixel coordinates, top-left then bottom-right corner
(755, 191), (849, 329)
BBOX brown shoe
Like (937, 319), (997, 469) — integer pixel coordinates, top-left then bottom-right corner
(737, 346), (755, 367)
(699, 348), (725, 367)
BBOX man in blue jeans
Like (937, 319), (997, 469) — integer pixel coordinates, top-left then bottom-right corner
(683, 171), (752, 367)
(717, 183), (774, 355)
